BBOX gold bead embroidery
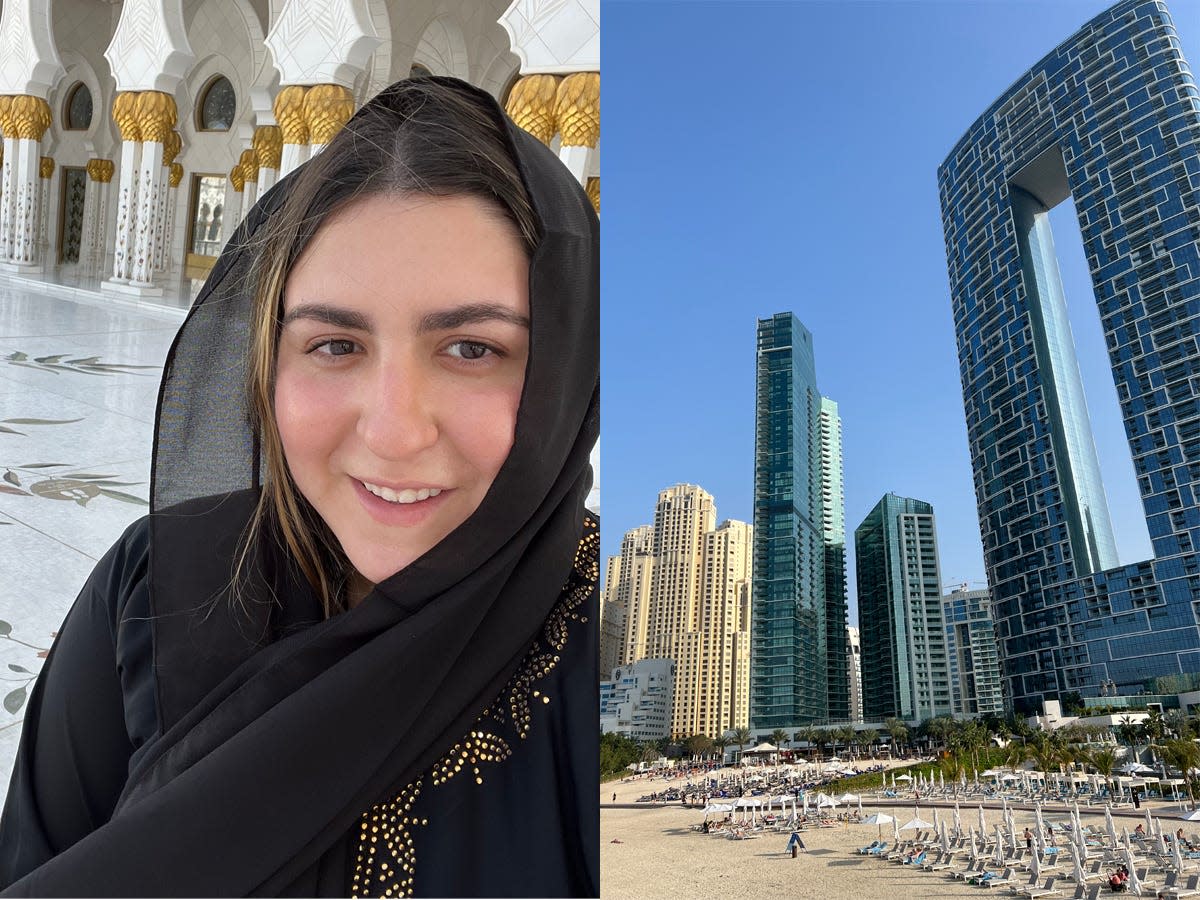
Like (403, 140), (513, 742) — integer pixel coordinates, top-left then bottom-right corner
(350, 518), (597, 898)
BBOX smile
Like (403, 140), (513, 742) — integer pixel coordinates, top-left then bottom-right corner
(360, 481), (444, 504)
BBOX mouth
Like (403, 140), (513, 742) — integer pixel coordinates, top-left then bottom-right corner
(359, 480), (444, 505)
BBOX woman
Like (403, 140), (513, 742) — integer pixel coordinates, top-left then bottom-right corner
(0, 76), (598, 897)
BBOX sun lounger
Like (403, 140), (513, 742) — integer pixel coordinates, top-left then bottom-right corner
(858, 840), (882, 854)
(1020, 877), (1061, 898)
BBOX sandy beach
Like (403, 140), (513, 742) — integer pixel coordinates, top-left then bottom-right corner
(600, 763), (1190, 899)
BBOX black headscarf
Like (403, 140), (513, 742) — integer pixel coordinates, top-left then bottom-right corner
(1, 77), (597, 896)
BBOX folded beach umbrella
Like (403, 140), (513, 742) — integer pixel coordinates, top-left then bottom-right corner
(1007, 813), (1018, 851)
(978, 804), (987, 837)
(1070, 844), (1086, 885)
(933, 807), (941, 833)
(940, 771), (945, 790)
(893, 809), (900, 843)
(1030, 844), (1041, 879)
(1124, 847), (1142, 896)
(1035, 803), (1047, 852)
(994, 823), (1006, 867)
(940, 819), (950, 853)
(1159, 827), (1170, 857)
(969, 826), (978, 859)
(858, 795), (863, 817)
(1106, 807), (1119, 847)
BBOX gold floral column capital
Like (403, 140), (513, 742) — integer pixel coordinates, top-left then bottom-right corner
(12, 95), (52, 142)
(135, 91), (178, 143)
(274, 85), (309, 145)
(303, 84), (354, 145)
(586, 177), (599, 214)
(229, 164), (245, 192)
(163, 131), (183, 167)
(87, 158), (115, 183)
(252, 125), (283, 169)
(505, 75), (560, 145)
(38, 157), (54, 179)
(238, 148), (260, 183)
(168, 162), (183, 187)
(555, 73), (599, 148)
(112, 91), (141, 142)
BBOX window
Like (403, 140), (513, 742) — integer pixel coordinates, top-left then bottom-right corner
(197, 76), (236, 131)
(63, 83), (92, 131)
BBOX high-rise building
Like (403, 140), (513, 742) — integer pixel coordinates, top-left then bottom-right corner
(943, 587), (1005, 718)
(751, 313), (850, 728)
(846, 625), (864, 723)
(939, 0), (1200, 713)
(600, 659), (676, 742)
(598, 582), (625, 684)
(855, 494), (954, 722)
(603, 486), (753, 738)
(820, 399), (851, 721)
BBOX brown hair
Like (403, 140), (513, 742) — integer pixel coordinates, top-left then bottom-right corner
(237, 78), (539, 616)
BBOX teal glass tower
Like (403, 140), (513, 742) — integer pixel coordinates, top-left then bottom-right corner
(940, 0), (1200, 713)
(855, 494), (953, 722)
(751, 313), (850, 728)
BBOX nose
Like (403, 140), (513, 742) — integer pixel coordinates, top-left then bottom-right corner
(356, 354), (439, 459)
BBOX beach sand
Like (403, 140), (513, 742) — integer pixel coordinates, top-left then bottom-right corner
(600, 764), (1186, 899)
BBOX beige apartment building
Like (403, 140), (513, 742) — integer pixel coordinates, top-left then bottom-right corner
(600, 484), (752, 739)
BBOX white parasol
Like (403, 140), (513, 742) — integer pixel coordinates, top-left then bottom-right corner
(1124, 846), (1143, 895)
(994, 823), (1005, 867)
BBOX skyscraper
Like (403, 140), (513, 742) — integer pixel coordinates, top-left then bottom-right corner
(939, 0), (1200, 713)
(846, 625), (864, 723)
(604, 485), (753, 737)
(752, 313), (850, 728)
(943, 587), (1005, 718)
(855, 494), (953, 722)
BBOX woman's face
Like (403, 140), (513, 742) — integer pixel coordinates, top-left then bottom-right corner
(274, 193), (530, 586)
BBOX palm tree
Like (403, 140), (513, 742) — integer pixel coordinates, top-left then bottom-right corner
(835, 725), (857, 758)
(1087, 746), (1117, 799)
(884, 717), (908, 757)
(730, 727), (752, 765)
(1160, 738), (1200, 809)
(712, 735), (730, 766)
(858, 728), (879, 759)
(684, 734), (713, 760)
(770, 728), (789, 749)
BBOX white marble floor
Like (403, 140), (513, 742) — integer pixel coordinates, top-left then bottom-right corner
(0, 276), (185, 805)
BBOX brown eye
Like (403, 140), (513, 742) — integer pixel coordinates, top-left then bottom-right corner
(446, 341), (496, 361)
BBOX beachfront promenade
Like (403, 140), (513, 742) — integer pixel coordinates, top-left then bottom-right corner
(601, 762), (1199, 899)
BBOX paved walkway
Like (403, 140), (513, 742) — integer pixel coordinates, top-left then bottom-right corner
(0, 267), (189, 804)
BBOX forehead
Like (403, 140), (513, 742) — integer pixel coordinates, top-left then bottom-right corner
(283, 193), (530, 315)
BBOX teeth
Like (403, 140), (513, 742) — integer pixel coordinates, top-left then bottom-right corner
(362, 482), (442, 504)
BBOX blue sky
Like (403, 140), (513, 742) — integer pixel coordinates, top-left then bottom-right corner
(601, 0), (1200, 620)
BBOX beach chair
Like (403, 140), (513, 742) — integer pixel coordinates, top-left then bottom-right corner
(925, 852), (957, 871)
(1019, 877), (1061, 898)
(950, 859), (986, 880)
(866, 841), (890, 856)
(904, 851), (928, 867)
(857, 839), (882, 854)
(1008, 871), (1040, 894)
(1173, 874), (1200, 897)
(979, 868), (1017, 888)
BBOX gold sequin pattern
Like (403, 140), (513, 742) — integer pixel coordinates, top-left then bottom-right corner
(350, 518), (598, 898)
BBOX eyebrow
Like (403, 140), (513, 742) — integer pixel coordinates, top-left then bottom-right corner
(280, 302), (529, 333)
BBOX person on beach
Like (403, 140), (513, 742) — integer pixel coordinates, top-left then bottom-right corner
(0, 77), (598, 897)
(1025, 827), (1034, 850)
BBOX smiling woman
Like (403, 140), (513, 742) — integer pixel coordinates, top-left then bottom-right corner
(0, 78), (598, 898)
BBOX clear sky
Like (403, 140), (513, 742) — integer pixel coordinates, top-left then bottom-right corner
(601, 0), (1200, 621)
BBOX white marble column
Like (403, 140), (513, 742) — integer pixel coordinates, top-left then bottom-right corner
(0, 136), (17, 262)
(37, 164), (51, 264)
(279, 143), (308, 177)
(130, 140), (164, 286)
(153, 162), (168, 272)
(557, 145), (592, 186)
(94, 177), (110, 275)
(79, 175), (98, 270)
(12, 138), (41, 265)
(242, 178), (258, 217)
(257, 166), (277, 194)
(225, 174), (243, 233)
(110, 139), (140, 282)
(163, 176), (179, 276)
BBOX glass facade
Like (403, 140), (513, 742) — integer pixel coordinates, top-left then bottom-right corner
(751, 313), (850, 727)
(943, 588), (1006, 717)
(855, 495), (954, 722)
(939, 0), (1200, 714)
